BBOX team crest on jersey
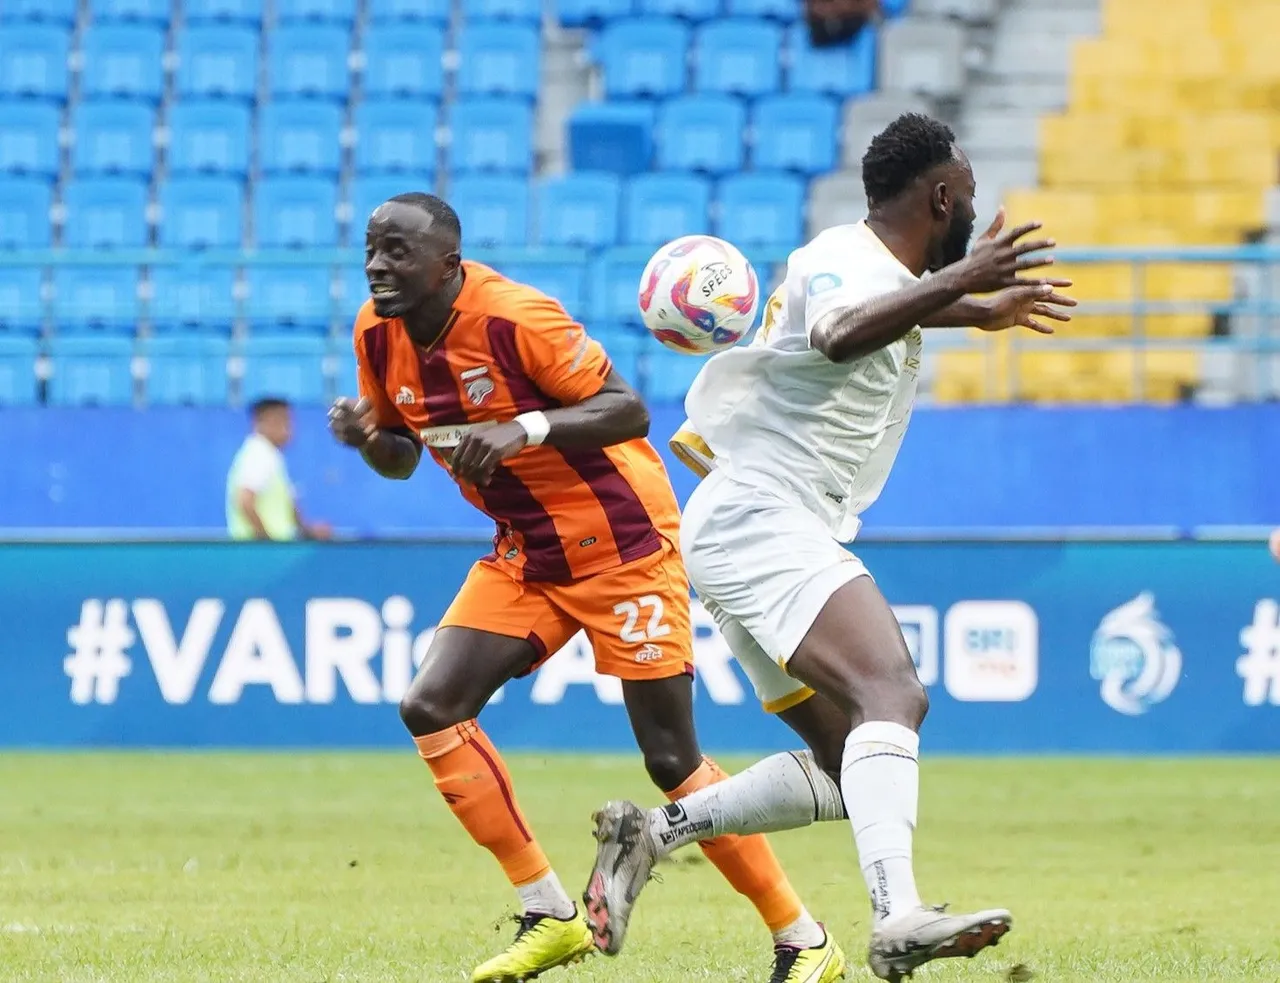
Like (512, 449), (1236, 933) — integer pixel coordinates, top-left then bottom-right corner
(460, 366), (495, 407)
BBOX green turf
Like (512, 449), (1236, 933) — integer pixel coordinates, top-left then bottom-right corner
(1, 753), (1277, 982)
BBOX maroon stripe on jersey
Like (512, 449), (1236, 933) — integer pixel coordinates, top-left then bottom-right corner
(557, 448), (661, 565)
(362, 321), (390, 387)
(415, 344), (571, 581)
(486, 317), (558, 410)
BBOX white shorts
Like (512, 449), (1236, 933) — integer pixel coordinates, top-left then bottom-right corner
(680, 469), (869, 712)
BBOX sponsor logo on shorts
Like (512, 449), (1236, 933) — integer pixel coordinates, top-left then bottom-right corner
(635, 643), (663, 663)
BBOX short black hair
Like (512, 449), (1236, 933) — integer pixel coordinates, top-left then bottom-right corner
(251, 397), (290, 418)
(861, 113), (958, 206)
(388, 192), (462, 246)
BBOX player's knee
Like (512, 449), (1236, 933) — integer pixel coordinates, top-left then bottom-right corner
(398, 682), (470, 736)
(642, 747), (701, 795)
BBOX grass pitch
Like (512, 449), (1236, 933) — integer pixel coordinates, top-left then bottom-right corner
(1, 753), (1277, 983)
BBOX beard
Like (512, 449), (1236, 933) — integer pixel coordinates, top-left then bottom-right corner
(930, 212), (976, 272)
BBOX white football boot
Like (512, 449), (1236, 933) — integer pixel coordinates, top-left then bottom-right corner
(581, 800), (658, 956)
(868, 904), (1012, 981)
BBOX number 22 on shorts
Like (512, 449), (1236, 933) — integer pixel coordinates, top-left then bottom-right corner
(613, 595), (671, 643)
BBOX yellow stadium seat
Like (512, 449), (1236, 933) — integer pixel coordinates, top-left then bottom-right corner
(1143, 315), (1214, 339)
(1145, 264), (1233, 302)
(932, 350), (988, 405)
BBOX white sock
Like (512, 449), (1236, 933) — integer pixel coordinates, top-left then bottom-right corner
(517, 870), (575, 920)
(841, 721), (923, 924)
(647, 751), (845, 856)
(773, 908), (827, 950)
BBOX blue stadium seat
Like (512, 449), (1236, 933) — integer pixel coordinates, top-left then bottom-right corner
(0, 102), (59, 177)
(254, 176), (339, 247)
(598, 18), (689, 98)
(167, 100), (252, 176)
(91, 0), (172, 25)
(0, 0), (76, 24)
(656, 95), (746, 174)
(71, 101), (155, 177)
(0, 336), (39, 406)
(81, 25), (166, 102)
(184, 0), (263, 24)
(590, 246), (650, 323)
(330, 342), (359, 399)
(498, 263), (587, 320)
(752, 94), (837, 174)
(640, 0), (720, 22)
(158, 177), (243, 249)
(244, 265), (335, 332)
(143, 335), (231, 406)
(353, 100), (438, 175)
(0, 25), (71, 100)
(0, 269), (45, 335)
(176, 26), (259, 100)
(725, 0), (796, 18)
(259, 100), (343, 175)
(456, 24), (540, 100)
(240, 333), (328, 404)
(645, 347), (704, 402)
(567, 102), (655, 176)
(448, 98), (533, 174)
(47, 335), (135, 406)
(275, 0), (358, 24)
(881, 0), (908, 16)
(349, 174), (436, 237)
(589, 324), (642, 384)
(554, 0), (632, 28)
(449, 174), (528, 246)
(715, 172), (805, 250)
(367, 0), (450, 23)
(268, 25), (350, 100)
(148, 264), (237, 333)
(463, 0), (542, 22)
(536, 173), (621, 249)
(788, 22), (876, 96)
(362, 25), (445, 99)
(337, 266), (371, 323)
(623, 172), (710, 245)
(0, 177), (52, 248)
(52, 267), (141, 333)
(62, 177), (149, 248)
(695, 21), (781, 96)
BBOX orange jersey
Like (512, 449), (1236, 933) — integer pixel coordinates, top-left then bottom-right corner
(353, 261), (682, 582)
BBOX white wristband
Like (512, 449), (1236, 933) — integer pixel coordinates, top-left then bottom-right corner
(514, 411), (550, 446)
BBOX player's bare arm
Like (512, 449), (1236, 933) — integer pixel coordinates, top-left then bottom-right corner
(811, 218), (1058, 363)
(449, 371), (649, 486)
(329, 396), (422, 480)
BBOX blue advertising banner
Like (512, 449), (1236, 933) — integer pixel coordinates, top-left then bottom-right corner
(1, 540), (1277, 753)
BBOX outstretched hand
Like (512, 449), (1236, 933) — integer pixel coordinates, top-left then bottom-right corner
(980, 281), (1077, 335)
(948, 206), (1058, 296)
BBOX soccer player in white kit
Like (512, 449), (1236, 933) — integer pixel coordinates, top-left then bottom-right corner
(584, 114), (1076, 982)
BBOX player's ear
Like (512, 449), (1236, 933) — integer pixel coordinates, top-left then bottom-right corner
(442, 251), (462, 276)
(931, 181), (951, 221)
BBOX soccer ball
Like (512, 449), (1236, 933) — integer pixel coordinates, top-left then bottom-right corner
(637, 235), (760, 355)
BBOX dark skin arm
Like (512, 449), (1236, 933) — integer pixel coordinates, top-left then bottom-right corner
(448, 371), (649, 486)
(328, 397), (423, 480)
(921, 283), (1076, 331)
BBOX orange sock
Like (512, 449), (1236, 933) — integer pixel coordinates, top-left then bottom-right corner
(414, 720), (550, 887)
(667, 758), (804, 933)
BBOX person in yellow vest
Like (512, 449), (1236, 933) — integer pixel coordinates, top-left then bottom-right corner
(226, 397), (331, 541)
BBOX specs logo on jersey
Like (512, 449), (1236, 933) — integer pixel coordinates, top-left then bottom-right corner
(459, 366), (495, 407)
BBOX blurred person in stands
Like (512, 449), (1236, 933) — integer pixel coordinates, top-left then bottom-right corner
(226, 397), (331, 541)
(1270, 529), (1280, 562)
(806, 0), (877, 46)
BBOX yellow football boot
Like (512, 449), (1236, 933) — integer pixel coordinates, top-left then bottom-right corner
(770, 929), (847, 983)
(471, 908), (594, 983)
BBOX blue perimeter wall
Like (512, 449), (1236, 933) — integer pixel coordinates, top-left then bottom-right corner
(4, 405), (1278, 534)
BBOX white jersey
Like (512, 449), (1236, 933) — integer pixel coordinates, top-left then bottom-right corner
(682, 221), (922, 542)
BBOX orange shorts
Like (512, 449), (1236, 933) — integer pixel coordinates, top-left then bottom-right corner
(439, 543), (693, 681)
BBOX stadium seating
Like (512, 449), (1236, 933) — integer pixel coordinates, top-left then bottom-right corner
(498, 262), (587, 319)
(0, 25), (71, 101)
(0, 269), (45, 336)
(91, 0), (173, 25)
(254, 177), (340, 247)
(244, 265), (335, 333)
(597, 19), (690, 98)
(449, 175), (530, 246)
(787, 23), (876, 96)
(590, 246), (650, 324)
(275, 0), (359, 25)
(448, 98), (534, 174)
(349, 174), (437, 235)
(61, 178), (150, 249)
(143, 335), (232, 406)
(752, 95), (839, 174)
(623, 172), (711, 245)
(71, 101), (156, 177)
(239, 333), (328, 404)
(148, 264), (238, 333)
(645, 349), (704, 401)
(46, 335), (136, 407)
(158, 177), (244, 249)
(353, 100), (439, 175)
(268, 26), (351, 100)
(716, 173), (806, 250)
(0, 336), (38, 406)
(1, 0), (77, 24)
(259, 101), (344, 176)
(81, 25), (165, 102)
(566, 102), (656, 176)
(184, 0), (264, 25)
(0, 177), (53, 248)
(656, 96), (746, 174)
(176, 26), (260, 100)
(0, 103), (60, 178)
(465, 0), (543, 23)
(456, 24), (541, 100)
(337, 266), (371, 322)
(694, 21), (781, 97)
(367, 0), (450, 25)
(725, 0), (795, 19)
(640, 0), (720, 21)
(361, 25), (446, 99)
(167, 101), (253, 176)
(536, 173), (621, 248)
(52, 267), (141, 333)
(554, 0), (632, 28)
